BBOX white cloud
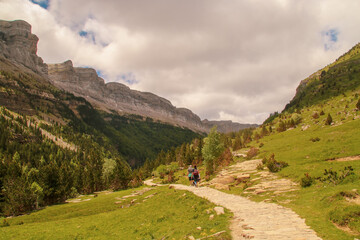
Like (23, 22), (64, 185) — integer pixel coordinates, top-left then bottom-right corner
(1, 0), (360, 124)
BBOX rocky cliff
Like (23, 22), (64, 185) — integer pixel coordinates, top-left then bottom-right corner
(0, 20), (47, 75)
(48, 60), (208, 132)
(0, 19), (254, 133)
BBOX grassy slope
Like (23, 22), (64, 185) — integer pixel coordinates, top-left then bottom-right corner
(0, 186), (231, 239)
(242, 89), (360, 240)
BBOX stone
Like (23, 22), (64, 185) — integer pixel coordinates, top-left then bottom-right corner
(188, 236), (195, 240)
(196, 226), (202, 230)
(209, 214), (215, 220)
(214, 206), (225, 215)
(236, 174), (250, 181)
(214, 183), (230, 191)
(211, 176), (235, 185)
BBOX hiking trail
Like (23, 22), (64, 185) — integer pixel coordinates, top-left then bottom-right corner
(144, 159), (322, 240)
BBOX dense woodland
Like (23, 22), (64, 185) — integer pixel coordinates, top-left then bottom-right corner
(0, 65), (201, 216)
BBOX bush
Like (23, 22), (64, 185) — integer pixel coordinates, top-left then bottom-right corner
(246, 147), (259, 160)
(256, 163), (264, 170)
(310, 137), (320, 142)
(291, 113), (302, 125)
(262, 156), (268, 165)
(325, 113), (333, 125)
(357, 99), (360, 110)
(318, 166), (355, 185)
(300, 173), (314, 187)
(312, 112), (319, 119)
(265, 154), (288, 173)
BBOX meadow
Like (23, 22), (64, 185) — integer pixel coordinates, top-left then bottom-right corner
(0, 186), (231, 240)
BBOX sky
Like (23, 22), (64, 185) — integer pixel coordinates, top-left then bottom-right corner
(1, 0), (360, 124)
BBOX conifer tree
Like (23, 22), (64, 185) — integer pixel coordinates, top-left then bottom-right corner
(325, 113), (333, 125)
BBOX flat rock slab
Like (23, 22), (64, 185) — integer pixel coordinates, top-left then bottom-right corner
(171, 184), (321, 240)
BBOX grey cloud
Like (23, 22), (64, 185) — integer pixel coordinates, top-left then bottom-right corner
(1, 0), (360, 124)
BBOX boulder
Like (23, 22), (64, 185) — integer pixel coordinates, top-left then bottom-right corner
(211, 176), (235, 185)
(214, 206), (225, 215)
(236, 174), (250, 181)
(214, 184), (230, 191)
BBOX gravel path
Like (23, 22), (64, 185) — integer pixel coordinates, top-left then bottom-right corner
(172, 184), (321, 240)
(144, 179), (321, 239)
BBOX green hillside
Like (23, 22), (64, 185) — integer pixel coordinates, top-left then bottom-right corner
(0, 57), (201, 168)
(0, 186), (231, 239)
(285, 43), (360, 111)
(224, 47), (360, 239)
(0, 56), (201, 216)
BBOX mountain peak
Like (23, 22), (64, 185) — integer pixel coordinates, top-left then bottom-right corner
(0, 19), (47, 75)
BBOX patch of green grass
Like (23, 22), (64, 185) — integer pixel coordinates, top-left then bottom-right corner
(0, 186), (232, 239)
(225, 89), (360, 239)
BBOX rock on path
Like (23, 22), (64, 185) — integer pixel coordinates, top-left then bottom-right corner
(170, 184), (321, 240)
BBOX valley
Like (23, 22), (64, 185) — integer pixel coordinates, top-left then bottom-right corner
(0, 17), (360, 240)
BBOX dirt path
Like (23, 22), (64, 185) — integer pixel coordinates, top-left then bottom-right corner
(171, 184), (321, 240)
(145, 170), (321, 239)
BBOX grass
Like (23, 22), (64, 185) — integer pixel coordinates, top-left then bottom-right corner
(227, 89), (360, 239)
(0, 186), (232, 239)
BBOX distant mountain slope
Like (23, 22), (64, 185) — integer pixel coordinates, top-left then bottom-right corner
(202, 119), (258, 133)
(0, 19), (201, 167)
(48, 60), (208, 133)
(284, 43), (360, 111)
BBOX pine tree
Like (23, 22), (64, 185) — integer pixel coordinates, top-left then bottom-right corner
(325, 113), (333, 125)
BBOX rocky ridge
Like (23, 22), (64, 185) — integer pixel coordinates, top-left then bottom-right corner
(47, 60), (208, 132)
(0, 20), (47, 75)
(0, 19), (254, 133)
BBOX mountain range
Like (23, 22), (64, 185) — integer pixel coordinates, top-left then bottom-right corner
(0, 19), (256, 134)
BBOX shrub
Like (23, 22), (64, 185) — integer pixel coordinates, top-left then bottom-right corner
(318, 166), (355, 185)
(256, 163), (264, 170)
(300, 173), (314, 187)
(291, 113), (302, 125)
(312, 112), (319, 119)
(310, 137), (320, 142)
(277, 120), (286, 132)
(357, 99), (360, 110)
(262, 156), (268, 165)
(320, 110), (325, 116)
(266, 154), (288, 173)
(246, 147), (259, 160)
(325, 114), (333, 125)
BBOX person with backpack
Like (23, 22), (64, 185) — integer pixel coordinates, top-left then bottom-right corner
(187, 165), (194, 185)
(192, 165), (200, 187)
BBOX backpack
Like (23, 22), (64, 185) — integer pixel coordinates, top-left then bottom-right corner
(193, 169), (199, 177)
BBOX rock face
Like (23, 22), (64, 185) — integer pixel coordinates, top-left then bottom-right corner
(202, 119), (258, 133)
(0, 20), (47, 75)
(0, 19), (255, 133)
(48, 60), (208, 132)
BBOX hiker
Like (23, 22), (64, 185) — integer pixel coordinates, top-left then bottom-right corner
(187, 165), (194, 185)
(192, 165), (200, 187)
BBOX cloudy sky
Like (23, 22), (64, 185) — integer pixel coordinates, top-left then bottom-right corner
(1, 0), (360, 124)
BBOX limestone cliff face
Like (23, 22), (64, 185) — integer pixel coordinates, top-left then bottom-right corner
(0, 19), (253, 134)
(48, 60), (208, 132)
(0, 20), (47, 75)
